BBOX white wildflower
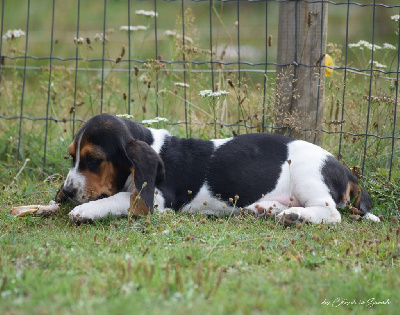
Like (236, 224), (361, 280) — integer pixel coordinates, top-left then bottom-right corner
(164, 30), (193, 44)
(120, 25), (148, 32)
(164, 30), (177, 37)
(74, 37), (84, 44)
(14, 29), (25, 37)
(174, 82), (190, 88)
(383, 43), (396, 50)
(179, 34), (193, 44)
(348, 40), (381, 51)
(2, 29), (25, 40)
(139, 74), (148, 82)
(391, 15), (400, 22)
(214, 91), (230, 97)
(370, 61), (386, 69)
(199, 90), (213, 98)
(117, 114), (135, 120)
(94, 33), (106, 42)
(199, 90), (229, 98)
(348, 42), (363, 50)
(142, 117), (168, 124)
(135, 10), (158, 18)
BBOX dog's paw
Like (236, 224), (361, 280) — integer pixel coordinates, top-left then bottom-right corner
(242, 205), (267, 218)
(244, 203), (284, 219)
(276, 210), (304, 226)
(68, 203), (97, 224)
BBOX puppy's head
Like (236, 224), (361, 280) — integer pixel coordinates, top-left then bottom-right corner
(56, 114), (164, 213)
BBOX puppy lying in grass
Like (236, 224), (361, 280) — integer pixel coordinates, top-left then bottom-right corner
(55, 113), (380, 225)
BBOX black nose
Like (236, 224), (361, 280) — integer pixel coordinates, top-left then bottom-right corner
(55, 185), (77, 203)
(63, 186), (77, 199)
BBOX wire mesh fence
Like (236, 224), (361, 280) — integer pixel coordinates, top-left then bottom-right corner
(0, 0), (399, 180)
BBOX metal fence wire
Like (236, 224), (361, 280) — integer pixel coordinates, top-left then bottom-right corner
(0, 0), (399, 181)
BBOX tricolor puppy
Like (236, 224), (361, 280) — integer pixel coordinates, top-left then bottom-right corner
(56, 113), (379, 224)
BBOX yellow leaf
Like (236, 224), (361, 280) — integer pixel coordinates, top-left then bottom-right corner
(325, 54), (334, 77)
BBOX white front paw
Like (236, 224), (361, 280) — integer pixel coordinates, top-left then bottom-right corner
(69, 202), (98, 224)
(276, 209), (304, 226)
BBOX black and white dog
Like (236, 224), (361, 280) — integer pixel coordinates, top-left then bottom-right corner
(55, 113), (379, 224)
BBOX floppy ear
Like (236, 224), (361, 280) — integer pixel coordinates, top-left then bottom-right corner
(125, 139), (165, 215)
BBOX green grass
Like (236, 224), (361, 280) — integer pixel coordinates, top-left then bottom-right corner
(1, 180), (400, 314)
(0, 2), (399, 313)
(1, 0), (399, 175)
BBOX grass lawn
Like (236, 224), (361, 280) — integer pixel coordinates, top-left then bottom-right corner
(1, 180), (399, 314)
(1, 1), (399, 313)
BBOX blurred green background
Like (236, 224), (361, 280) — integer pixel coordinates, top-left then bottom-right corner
(0, 0), (399, 178)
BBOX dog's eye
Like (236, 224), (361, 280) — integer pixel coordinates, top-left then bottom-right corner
(85, 156), (102, 172)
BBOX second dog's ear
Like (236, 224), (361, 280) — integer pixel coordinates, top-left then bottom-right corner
(125, 140), (165, 215)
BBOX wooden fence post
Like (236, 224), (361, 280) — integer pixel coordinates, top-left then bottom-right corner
(275, 0), (328, 144)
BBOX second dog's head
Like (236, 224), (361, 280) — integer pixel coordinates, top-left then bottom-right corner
(55, 114), (165, 213)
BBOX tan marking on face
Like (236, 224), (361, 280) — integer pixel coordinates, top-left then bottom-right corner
(80, 143), (107, 159)
(342, 182), (352, 204)
(81, 160), (118, 200)
(349, 181), (362, 208)
(80, 143), (94, 157)
(68, 141), (76, 156)
(129, 168), (151, 216)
